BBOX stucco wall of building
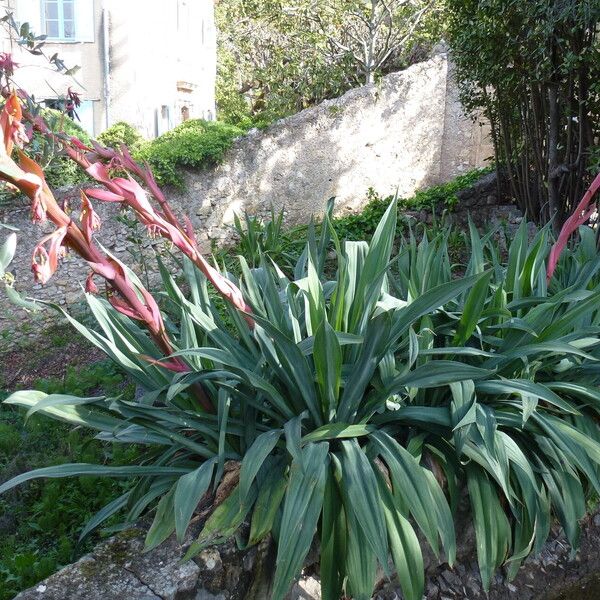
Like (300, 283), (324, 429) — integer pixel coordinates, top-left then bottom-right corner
(0, 0), (216, 136)
(107, 0), (217, 138)
(0, 0), (105, 133)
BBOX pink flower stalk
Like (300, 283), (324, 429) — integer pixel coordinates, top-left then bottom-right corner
(62, 140), (255, 325)
(0, 95), (218, 410)
(80, 191), (101, 242)
(31, 225), (68, 284)
(547, 172), (600, 281)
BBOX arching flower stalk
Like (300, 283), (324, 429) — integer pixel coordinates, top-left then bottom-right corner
(62, 139), (254, 326)
(0, 92), (213, 411)
(547, 172), (600, 280)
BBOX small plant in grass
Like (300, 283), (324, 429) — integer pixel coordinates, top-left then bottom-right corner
(3, 90), (600, 600)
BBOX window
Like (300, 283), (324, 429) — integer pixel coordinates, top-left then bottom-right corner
(43, 0), (75, 40)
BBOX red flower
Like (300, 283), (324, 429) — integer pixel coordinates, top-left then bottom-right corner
(65, 87), (82, 112)
(31, 226), (68, 284)
(0, 53), (19, 78)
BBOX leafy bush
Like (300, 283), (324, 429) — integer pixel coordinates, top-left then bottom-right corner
(330, 167), (491, 241)
(446, 0), (600, 226)
(97, 121), (146, 153)
(5, 201), (600, 599)
(135, 119), (243, 187)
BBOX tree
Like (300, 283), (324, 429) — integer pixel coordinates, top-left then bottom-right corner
(215, 0), (444, 125)
(446, 0), (600, 229)
(308, 0), (436, 85)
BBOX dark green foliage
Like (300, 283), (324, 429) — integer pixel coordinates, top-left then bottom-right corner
(97, 121), (146, 153)
(0, 362), (136, 600)
(6, 203), (600, 599)
(445, 0), (600, 227)
(135, 120), (243, 187)
(330, 168), (490, 241)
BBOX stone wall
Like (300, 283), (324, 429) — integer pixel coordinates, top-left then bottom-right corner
(0, 51), (495, 341)
(175, 52), (493, 248)
(13, 496), (600, 600)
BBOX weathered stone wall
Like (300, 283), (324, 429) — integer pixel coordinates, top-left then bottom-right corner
(175, 52), (493, 247)
(13, 497), (600, 600)
(0, 51), (495, 341)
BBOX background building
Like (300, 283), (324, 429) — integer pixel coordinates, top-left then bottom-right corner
(0, 0), (217, 137)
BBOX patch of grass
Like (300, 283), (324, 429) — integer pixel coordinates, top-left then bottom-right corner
(0, 361), (137, 600)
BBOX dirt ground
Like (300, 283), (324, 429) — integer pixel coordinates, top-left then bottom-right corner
(0, 326), (104, 390)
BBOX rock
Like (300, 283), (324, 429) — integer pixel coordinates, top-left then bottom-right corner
(289, 575), (321, 599)
(198, 549), (223, 572)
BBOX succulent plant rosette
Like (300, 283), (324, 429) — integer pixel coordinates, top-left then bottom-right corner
(2, 88), (600, 600)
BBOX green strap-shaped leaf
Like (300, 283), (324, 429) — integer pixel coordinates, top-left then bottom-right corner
(377, 474), (424, 600)
(314, 319), (342, 420)
(344, 499), (377, 600)
(386, 361), (493, 393)
(302, 423), (374, 443)
(339, 439), (389, 574)
(239, 429), (282, 505)
(79, 491), (131, 541)
(371, 431), (455, 560)
(454, 270), (493, 345)
(466, 465), (511, 590)
(145, 484), (177, 552)
(320, 466), (347, 600)
(0, 463), (190, 495)
(475, 379), (579, 415)
(248, 459), (287, 546)
(271, 442), (329, 600)
(174, 458), (217, 542)
(4, 390), (125, 432)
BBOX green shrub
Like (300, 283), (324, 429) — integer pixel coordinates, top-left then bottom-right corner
(330, 167), (491, 241)
(97, 121), (146, 152)
(135, 119), (243, 187)
(5, 204), (600, 599)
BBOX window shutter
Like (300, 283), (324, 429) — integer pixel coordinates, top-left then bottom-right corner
(15, 0), (42, 36)
(74, 0), (94, 42)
